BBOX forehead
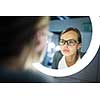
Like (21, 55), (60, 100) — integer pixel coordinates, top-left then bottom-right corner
(61, 30), (78, 40)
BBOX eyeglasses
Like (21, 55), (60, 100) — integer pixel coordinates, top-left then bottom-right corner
(59, 39), (79, 46)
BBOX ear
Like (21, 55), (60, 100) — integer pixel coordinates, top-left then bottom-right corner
(77, 43), (82, 50)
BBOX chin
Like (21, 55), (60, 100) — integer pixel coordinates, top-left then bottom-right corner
(64, 54), (71, 57)
(62, 52), (71, 57)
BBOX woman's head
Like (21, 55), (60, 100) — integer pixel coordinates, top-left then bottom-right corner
(59, 27), (82, 57)
(0, 16), (49, 63)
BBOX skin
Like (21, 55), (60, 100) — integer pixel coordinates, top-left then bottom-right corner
(25, 26), (49, 69)
(2, 17), (49, 70)
(60, 30), (82, 67)
(24, 18), (49, 70)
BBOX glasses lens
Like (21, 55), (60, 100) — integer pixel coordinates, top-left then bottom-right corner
(67, 40), (77, 46)
(60, 39), (65, 45)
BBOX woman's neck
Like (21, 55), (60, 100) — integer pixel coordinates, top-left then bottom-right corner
(65, 52), (79, 67)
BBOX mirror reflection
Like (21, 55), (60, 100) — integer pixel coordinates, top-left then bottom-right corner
(40, 16), (92, 69)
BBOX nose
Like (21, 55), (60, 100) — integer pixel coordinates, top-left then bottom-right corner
(63, 43), (69, 48)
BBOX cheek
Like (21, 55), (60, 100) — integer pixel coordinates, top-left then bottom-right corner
(39, 36), (47, 48)
(36, 37), (46, 52)
(60, 46), (63, 54)
(35, 31), (48, 54)
(69, 46), (78, 53)
(60, 46), (64, 51)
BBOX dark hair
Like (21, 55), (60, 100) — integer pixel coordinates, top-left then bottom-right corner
(0, 16), (49, 61)
(61, 27), (82, 44)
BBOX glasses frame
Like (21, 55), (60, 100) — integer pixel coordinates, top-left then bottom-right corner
(59, 39), (79, 46)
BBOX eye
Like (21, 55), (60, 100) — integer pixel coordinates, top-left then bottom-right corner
(68, 40), (74, 43)
(59, 39), (65, 45)
(60, 39), (64, 43)
(67, 40), (76, 46)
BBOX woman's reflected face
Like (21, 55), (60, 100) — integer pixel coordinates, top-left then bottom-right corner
(60, 30), (81, 57)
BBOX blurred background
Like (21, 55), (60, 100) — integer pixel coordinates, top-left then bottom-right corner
(42, 16), (92, 68)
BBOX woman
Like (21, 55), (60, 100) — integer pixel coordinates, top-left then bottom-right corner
(52, 27), (84, 69)
(0, 16), (54, 82)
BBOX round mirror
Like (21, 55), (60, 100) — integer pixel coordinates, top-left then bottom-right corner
(32, 16), (100, 77)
